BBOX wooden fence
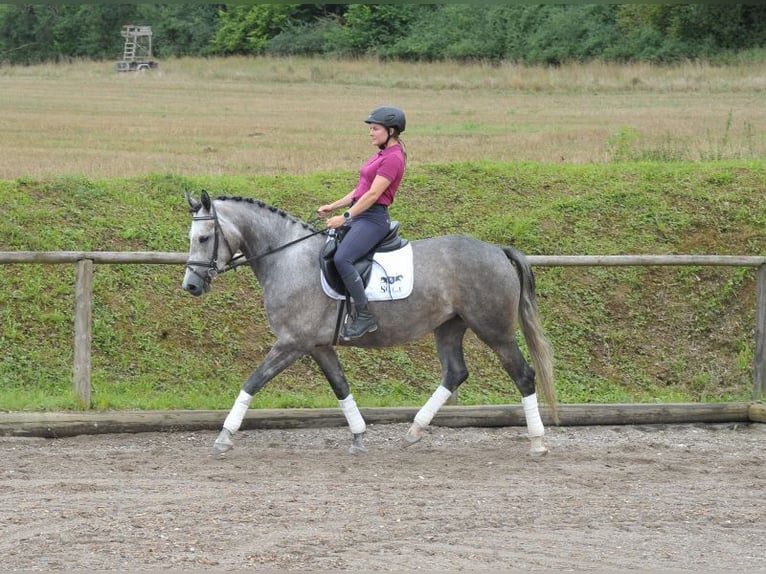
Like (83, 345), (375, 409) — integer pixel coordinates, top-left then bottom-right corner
(1, 251), (764, 408)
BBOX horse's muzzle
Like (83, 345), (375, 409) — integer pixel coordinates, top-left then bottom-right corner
(182, 281), (204, 297)
(182, 269), (208, 297)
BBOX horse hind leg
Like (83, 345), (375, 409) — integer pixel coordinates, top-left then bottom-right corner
(491, 338), (549, 457)
(404, 318), (468, 447)
(312, 346), (368, 455)
(522, 393), (548, 457)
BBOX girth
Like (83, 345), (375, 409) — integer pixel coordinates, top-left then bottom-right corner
(319, 221), (409, 296)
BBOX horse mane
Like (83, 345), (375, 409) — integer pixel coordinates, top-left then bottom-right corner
(215, 195), (313, 230)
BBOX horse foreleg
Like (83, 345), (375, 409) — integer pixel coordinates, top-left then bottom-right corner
(339, 394), (367, 454)
(404, 385), (453, 447)
(214, 390), (252, 453)
(311, 346), (367, 455)
(214, 344), (304, 456)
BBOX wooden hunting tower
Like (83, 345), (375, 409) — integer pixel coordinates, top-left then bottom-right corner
(116, 25), (158, 72)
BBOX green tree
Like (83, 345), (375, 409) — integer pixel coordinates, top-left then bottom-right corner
(211, 4), (298, 55)
(522, 5), (620, 65)
(264, 17), (340, 56)
(137, 4), (221, 57)
(0, 5), (59, 64)
(385, 5), (504, 61)
(53, 5), (141, 60)
(325, 4), (427, 57)
(2, 3), (766, 65)
(0, 4), (142, 64)
(663, 5), (766, 52)
(614, 4), (766, 62)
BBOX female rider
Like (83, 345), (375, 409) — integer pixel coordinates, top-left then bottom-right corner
(318, 105), (407, 340)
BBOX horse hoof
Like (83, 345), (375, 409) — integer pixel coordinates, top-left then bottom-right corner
(349, 434), (368, 455)
(402, 422), (424, 448)
(528, 436), (548, 458)
(529, 446), (549, 458)
(213, 428), (233, 457)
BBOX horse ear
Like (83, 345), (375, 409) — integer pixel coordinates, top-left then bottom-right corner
(201, 190), (212, 211)
(185, 190), (201, 213)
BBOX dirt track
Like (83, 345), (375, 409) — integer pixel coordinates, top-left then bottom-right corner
(2, 422), (764, 571)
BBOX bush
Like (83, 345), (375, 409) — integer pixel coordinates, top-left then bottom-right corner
(323, 4), (430, 58)
(265, 18), (339, 57)
(383, 5), (507, 61)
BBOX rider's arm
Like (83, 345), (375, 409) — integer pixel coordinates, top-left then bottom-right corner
(324, 176), (391, 230)
(318, 191), (354, 217)
(346, 175), (390, 217)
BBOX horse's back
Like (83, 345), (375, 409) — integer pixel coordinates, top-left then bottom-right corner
(343, 234), (524, 346)
(412, 234), (518, 285)
(408, 234), (521, 314)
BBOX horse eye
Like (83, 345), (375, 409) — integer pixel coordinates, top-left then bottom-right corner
(198, 235), (209, 244)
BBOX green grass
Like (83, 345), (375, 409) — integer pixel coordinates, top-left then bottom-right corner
(1, 161), (763, 412)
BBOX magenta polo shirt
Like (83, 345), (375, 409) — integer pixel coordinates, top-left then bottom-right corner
(351, 144), (405, 207)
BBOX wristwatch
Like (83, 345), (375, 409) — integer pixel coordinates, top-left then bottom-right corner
(343, 211), (352, 220)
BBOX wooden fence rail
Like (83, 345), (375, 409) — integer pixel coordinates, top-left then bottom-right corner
(1, 251), (764, 407)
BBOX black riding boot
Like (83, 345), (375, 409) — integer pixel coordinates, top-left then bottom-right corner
(341, 270), (378, 340)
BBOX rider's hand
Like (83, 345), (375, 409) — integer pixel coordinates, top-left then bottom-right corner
(317, 205), (333, 218)
(326, 215), (346, 230)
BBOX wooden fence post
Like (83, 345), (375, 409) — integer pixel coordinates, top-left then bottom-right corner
(755, 264), (766, 401)
(73, 259), (94, 408)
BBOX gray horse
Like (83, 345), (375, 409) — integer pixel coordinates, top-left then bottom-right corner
(182, 191), (558, 456)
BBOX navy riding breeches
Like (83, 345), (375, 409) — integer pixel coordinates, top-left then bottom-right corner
(333, 204), (390, 278)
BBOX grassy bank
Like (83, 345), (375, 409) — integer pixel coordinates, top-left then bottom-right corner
(1, 160), (763, 411)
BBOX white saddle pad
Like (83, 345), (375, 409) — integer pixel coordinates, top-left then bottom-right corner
(321, 242), (414, 301)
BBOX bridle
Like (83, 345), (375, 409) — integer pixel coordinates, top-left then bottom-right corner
(185, 201), (327, 288)
(185, 201), (235, 287)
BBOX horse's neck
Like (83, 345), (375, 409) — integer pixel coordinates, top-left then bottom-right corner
(217, 200), (286, 242)
(219, 199), (319, 275)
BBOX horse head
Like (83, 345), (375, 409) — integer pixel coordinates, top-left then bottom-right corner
(182, 190), (239, 297)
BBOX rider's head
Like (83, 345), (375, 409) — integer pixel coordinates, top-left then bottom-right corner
(365, 106), (406, 149)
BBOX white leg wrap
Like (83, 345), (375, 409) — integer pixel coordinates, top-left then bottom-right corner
(522, 393), (545, 438)
(339, 394), (366, 435)
(223, 390), (253, 433)
(414, 385), (453, 428)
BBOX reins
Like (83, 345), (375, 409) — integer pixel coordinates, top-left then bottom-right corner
(223, 225), (327, 273)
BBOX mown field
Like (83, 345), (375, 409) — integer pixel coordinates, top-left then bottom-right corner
(0, 57), (764, 411)
(2, 56), (765, 179)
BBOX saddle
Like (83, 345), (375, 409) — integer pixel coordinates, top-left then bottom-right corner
(320, 221), (409, 296)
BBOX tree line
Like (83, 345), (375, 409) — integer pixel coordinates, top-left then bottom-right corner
(1, 4), (765, 66)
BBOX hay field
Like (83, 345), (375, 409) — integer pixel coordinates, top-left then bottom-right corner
(1, 56), (764, 180)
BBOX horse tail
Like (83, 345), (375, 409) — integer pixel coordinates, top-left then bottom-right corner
(503, 246), (559, 425)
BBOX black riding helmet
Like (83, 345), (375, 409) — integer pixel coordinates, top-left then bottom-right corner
(364, 106), (406, 134)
